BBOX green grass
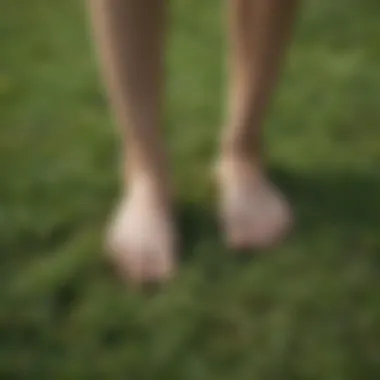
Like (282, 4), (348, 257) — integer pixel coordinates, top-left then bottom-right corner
(1, 0), (380, 379)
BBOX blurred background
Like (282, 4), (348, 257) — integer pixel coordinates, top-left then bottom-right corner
(1, 0), (380, 378)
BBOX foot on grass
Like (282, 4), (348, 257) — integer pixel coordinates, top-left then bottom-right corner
(216, 156), (293, 249)
(107, 177), (177, 283)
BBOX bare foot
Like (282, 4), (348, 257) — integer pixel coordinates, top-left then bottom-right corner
(216, 156), (293, 249)
(106, 178), (177, 283)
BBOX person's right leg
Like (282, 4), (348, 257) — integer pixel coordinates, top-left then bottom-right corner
(88, 0), (176, 282)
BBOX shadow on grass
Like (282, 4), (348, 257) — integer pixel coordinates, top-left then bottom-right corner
(177, 167), (380, 261)
(272, 167), (380, 232)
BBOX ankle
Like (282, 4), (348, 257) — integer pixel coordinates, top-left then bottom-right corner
(219, 141), (261, 163)
(126, 171), (172, 206)
(215, 152), (264, 187)
(217, 148), (261, 171)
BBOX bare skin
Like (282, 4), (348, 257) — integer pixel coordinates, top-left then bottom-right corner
(88, 0), (175, 282)
(217, 0), (297, 248)
(87, 0), (298, 282)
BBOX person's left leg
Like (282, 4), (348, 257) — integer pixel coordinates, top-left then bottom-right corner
(217, 0), (298, 249)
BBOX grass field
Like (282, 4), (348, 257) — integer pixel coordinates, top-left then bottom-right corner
(1, 0), (380, 378)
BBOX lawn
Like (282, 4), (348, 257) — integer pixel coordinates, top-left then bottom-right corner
(0, 0), (379, 379)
